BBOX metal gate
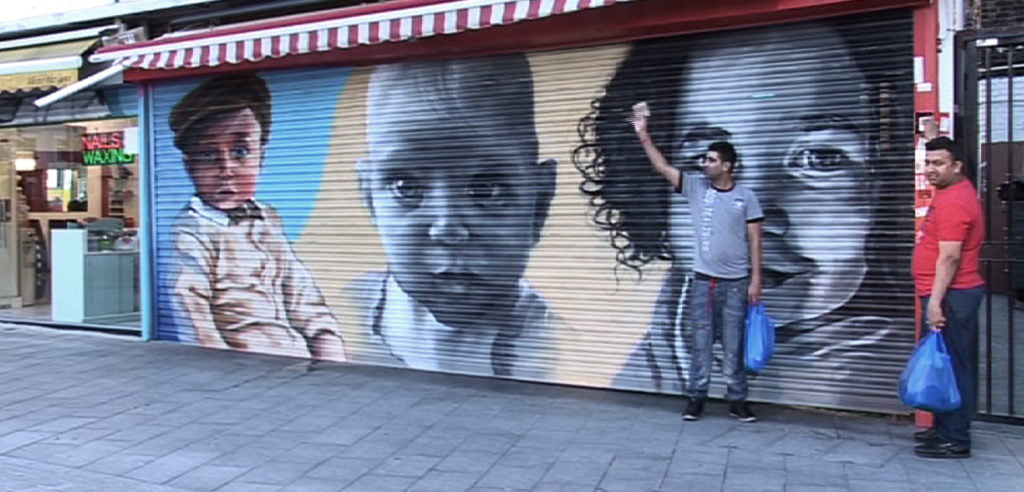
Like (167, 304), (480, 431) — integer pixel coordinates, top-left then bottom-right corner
(956, 31), (1024, 423)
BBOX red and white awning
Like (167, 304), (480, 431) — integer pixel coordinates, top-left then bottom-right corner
(91, 0), (636, 70)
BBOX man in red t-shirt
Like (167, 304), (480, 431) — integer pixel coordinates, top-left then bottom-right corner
(911, 137), (985, 459)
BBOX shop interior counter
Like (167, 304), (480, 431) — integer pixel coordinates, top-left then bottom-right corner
(51, 229), (138, 324)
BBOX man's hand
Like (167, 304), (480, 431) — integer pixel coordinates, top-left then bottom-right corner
(630, 101), (680, 187)
(748, 281), (762, 305)
(926, 298), (946, 329)
(631, 101), (650, 138)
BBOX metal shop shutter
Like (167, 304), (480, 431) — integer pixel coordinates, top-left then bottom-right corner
(151, 9), (916, 413)
(151, 67), (354, 361)
(596, 10), (917, 413)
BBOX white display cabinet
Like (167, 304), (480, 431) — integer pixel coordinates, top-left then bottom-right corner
(51, 229), (138, 323)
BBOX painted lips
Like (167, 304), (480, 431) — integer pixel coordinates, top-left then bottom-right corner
(432, 271), (481, 294)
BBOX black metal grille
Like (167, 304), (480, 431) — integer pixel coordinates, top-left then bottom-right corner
(957, 31), (1024, 423)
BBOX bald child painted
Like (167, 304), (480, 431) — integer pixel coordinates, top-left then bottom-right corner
(345, 55), (564, 378)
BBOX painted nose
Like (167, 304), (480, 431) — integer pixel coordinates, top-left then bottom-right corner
(217, 153), (236, 178)
(428, 198), (470, 245)
(429, 217), (469, 245)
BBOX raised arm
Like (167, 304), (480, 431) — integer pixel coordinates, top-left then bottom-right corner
(631, 102), (682, 190)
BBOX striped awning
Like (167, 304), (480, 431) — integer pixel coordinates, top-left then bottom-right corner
(91, 0), (637, 71)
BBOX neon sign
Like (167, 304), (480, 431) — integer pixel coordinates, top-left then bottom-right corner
(81, 131), (136, 165)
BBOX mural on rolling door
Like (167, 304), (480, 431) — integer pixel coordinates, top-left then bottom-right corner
(324, 48), (648, 385)
(153, 69), (350, 361)
(345, 56), (568, 378)
(579, 12), (916, 409)
(152, 11), (916, 411)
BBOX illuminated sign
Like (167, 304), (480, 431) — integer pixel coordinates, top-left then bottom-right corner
(81, 131), (136, 165)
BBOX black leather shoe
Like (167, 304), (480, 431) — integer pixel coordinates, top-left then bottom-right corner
(915, 440), (971, 459)
(914, 428), (940, 443)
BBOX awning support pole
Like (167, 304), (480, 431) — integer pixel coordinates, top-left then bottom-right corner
(33, 62), (127, 108)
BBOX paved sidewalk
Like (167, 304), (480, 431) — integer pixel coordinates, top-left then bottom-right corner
(1, 322), (1022, 492)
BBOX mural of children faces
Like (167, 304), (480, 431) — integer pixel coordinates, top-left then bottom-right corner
(582, 21), (881, 329)
(352, 56), (560, 376)
(669, 24), (874, 327)
(168, 74), (344, 361)
(582, 16), (915, 402)
(180, 108), (263, 211)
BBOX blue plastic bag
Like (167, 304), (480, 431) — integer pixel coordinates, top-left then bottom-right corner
(745, 303), (775, 371)
(898, 329), (962, 412)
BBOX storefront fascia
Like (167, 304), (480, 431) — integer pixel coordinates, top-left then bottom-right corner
(0, 25), (142, 332)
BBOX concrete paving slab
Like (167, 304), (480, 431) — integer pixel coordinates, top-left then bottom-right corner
(476, 463), (550, 490)
(229, 458), (317, 486)
(409, 470), (483, 491)
(341, 472), (418, 491)
(847, 479), (910, 492)
(165, 464), (250, 491)
(1, 323), (1023, 491)
(371, 453), (443, 477)
(658, 473), (725, 492)
(0, 455), (182, 492)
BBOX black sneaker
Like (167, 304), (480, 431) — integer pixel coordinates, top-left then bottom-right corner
(682, 398), (704, 421)
(729, 401), (757, 422)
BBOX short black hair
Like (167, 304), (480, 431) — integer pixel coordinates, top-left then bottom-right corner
(170, 74), (272, 153)
(924, 136), (964, 163)
(707, 141), (738, 167)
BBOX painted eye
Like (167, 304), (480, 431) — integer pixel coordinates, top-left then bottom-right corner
(388, 178), (424, 204)
(787, 148), (849, 171)
(231, 146), (251, 159)
(466, 181), (504, 205)
(194, 150), (217, 162)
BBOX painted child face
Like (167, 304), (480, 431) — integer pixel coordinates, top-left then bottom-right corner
(184, 108), (263, 210)
(669, 25), (873, 326)
(361, 126), (553, 330)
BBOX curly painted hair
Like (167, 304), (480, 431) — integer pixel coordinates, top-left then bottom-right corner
(573, 37), (691, 274)
(574, 15), (915, 295)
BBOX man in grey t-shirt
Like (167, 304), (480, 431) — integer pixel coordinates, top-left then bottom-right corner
(632, 102), (764, 422)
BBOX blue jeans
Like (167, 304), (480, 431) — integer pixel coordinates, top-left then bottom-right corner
(687, 274), (749, 401)
(921, 286), (984, 447)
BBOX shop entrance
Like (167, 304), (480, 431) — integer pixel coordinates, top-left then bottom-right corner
(956, 31), (1024, 423)
(0, 150), (17, 304)
(0, 118), (141, 332)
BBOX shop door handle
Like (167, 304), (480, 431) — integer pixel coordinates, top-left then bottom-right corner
(0, 200), (7, 249)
